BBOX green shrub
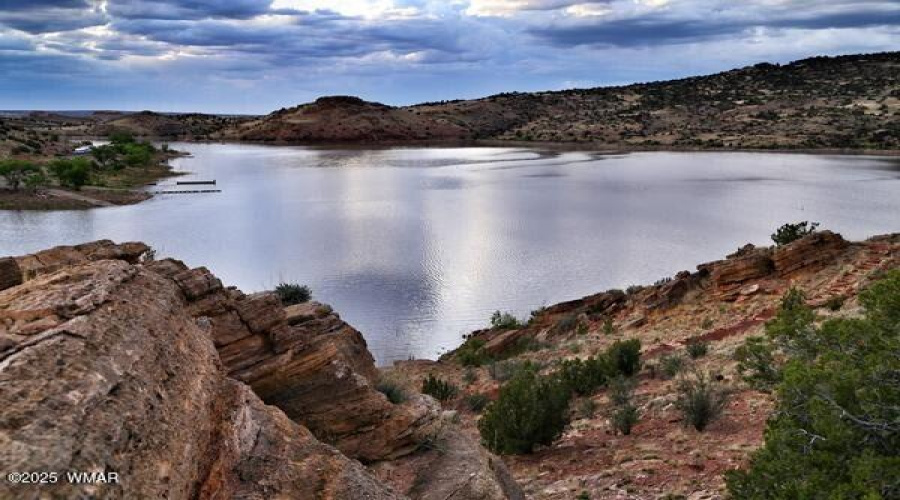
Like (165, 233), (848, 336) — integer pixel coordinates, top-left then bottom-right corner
(602, 317), (615, 335)
(734, 336), (781, 390)
(122, 142), (155, 167)
(465, 393), (490, 413)
(659, 353), (686, 379)
(575, 397), (597, 419)
(675, 370), (729, 432)
(607, 339), (642, 377)
(478, 370), (571, 454)
(686, 340), (709, 359)
(727, 270), (900, 498)
(275, 282), (312, 305)
(556, 356), (611, 396)
(109, 130), (136, 144)
(376, 378), (407, 404)
(771, 221), (819, 246)
(609, 376), (639, 435)
(488, 359), (538, 382)
(421, 374), (458, 402)
(766, 288), (817, 360)
(824, 295), (846, 311)
(0, 159), (41, 191)
(490, 310), (522, 330)
(23, 169), (48, 191)
(462, 368), (477, 385)
(456, 338), (492, 367)
(49, 158), (91, 189)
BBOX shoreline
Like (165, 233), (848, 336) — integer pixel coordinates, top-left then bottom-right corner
(189, 137), (900, 156)
(4, 140), (897, 212)
(0, 148), (189, 211)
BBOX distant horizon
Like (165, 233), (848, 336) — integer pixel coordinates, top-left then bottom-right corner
(2, 49), (896, 116)
(1, 1), (898, 114)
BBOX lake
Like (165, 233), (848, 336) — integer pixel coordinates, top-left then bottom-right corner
(1, 144), (899, 364)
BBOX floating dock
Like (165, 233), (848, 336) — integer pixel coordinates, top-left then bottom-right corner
(152, 189), (222, 194)
(176, 180), (217, 186)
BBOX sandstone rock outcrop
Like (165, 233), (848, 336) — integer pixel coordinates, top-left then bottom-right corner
(149, 256), (442, 463)
(11, 240), (149, 282)
(773, 230), (848, 277)
(0, 259), (398, 500)
(705, 245), (774, 299)
(0, 243), (528, 500)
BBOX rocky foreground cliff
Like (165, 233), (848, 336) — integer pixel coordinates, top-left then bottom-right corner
(0, 241), (522, 500)
(1, 231), (897, 499)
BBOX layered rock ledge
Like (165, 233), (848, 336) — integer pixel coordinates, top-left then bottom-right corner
(0, 242), (522, 500)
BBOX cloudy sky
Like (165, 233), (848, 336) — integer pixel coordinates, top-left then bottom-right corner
(0, 0), (897, 113)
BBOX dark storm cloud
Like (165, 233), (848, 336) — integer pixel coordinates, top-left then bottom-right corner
(105, 0), (276, 21)
(0, 8), (106, 33)
(0, 0), (89, 10)
(529, 1), (900, 47)
(530, 17), (742, 47)
(110, 11), (472, 62)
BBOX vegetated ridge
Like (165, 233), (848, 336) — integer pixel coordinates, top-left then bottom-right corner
(224, 52), (900, 149)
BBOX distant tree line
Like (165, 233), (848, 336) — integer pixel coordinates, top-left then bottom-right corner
(0, 131), (162, 192)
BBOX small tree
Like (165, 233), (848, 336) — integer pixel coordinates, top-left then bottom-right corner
(456, 338), (492, 367)
(109, 130), (136, 145)
(91, 144), (121, 170)
(607, 339), (642, 377)
(479, 370), (571, 454)
(675, 370), (729, 432)
(771, 221), (819, 246)
(49, 158), (91, 190)
(556, 355), (611, 396)
(734, 336), (780, 390)
(727, 271), (900, 498)
(23, 169), (48, 191)
(609, 376), (639, 435)
(766, 288), (817, 360)
(0, 159), (41, 191)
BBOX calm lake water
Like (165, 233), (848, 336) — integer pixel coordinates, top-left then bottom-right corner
(2, 144), (899, 364)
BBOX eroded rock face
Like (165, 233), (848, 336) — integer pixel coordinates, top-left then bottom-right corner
(168, 266), (442, 463)
(2, 243), (526, 500)
(13, 240), (150, 280)
(774, 230), (848, 277)
(707, 245), (775, 299)
(0, 259), (400, 500)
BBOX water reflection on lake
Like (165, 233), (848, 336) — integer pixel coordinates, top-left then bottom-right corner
(2, 144), (898, 364)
